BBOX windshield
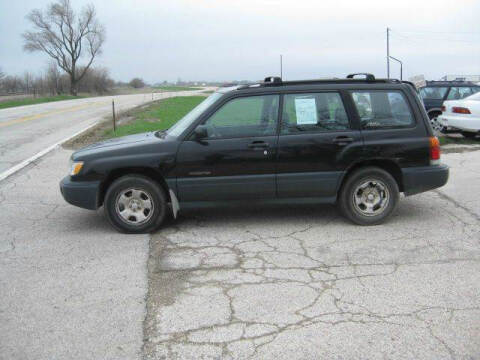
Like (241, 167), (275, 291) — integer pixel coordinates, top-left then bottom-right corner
(419, 87), (448, 100)
(167, 92), (222, 137)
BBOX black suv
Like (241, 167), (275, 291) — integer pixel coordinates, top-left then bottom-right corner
(60, 74), (449, 233)
(419, 80), (480, 131)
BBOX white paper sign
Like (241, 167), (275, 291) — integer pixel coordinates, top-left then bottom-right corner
(294, 98), (317, 125)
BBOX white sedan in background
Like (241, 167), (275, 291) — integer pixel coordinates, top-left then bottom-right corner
(438, 91), (480, 138)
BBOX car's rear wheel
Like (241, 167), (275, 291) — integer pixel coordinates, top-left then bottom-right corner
(104, 175), (167, 233)
(461, 131), (477, 139)
(339, 167), (399, 225)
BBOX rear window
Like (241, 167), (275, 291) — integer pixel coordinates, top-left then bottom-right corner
(446, 87), (474, 100)
(419, 87), (448, 100)
(351, 91), (415, 130)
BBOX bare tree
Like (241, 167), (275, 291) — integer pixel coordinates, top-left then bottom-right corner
(22, 0), (105, 95)
(0, 67), (4, 81)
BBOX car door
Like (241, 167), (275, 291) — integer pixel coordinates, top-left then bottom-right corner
(175, 94), (280, 201)
(276, 91), (362, 199)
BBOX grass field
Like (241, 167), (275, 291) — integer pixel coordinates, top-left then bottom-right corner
(105, 96), (206, 138)
(153, 85), (202, 92)
(0, 95), (84, 109)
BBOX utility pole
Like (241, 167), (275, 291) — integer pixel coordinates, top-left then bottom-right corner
(388, 55), (403, 80)
(386, 27), (390, 79)
(280, 54), (283, 79)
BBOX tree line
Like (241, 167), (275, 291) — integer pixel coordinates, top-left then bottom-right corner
(0, 64), (114, 96)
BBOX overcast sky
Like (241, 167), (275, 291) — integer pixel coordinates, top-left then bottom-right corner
(1, 0), (479, 83)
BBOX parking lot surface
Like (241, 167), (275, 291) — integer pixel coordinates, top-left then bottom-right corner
(0, 149), (149, 359)
(144, 151), (480, 360)
(0, 148), (479, 360)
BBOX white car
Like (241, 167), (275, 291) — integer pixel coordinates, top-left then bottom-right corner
(438, 91), (480, 138)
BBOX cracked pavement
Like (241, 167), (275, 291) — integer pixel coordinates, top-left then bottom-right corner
(1, 147), (479, 360)
(144, 151), (480, 360)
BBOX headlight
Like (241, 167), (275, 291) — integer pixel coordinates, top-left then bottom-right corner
(70, 161), (84, 176)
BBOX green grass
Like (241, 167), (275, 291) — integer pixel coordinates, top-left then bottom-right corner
(0, 95), (84, 109)
(105, 96), (206, 138)
(153, 85), (202, 92)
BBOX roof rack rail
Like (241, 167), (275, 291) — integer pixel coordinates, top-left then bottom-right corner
(233, 74), (415, 91)
(346, 73), (376, 82)
(263, 76), (282, 85)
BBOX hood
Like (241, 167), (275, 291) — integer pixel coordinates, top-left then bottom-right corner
(80, 132), (156, 151)
(72, 131), (171, 161)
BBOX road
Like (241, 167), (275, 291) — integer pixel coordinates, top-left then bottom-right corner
(0, 91), (204, 176)
(0, 99), (479, 359)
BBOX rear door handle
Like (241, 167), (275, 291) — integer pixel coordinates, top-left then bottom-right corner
(332, 136), (354, 145)
(248, 141), (269, 149)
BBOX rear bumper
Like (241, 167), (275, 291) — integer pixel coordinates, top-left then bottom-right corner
(60, 176), (101, 210)
(402, 164), (449, 196)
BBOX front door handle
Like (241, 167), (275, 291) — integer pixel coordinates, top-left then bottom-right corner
(248, 141), (269, 149)
(332, 136), (354, 146)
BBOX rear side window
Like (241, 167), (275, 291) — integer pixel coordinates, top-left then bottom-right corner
(281, 92), (350, 134)
(204, 95), (279, 139)
(352, 91), (415, 129)
(419, 87), (448, 100)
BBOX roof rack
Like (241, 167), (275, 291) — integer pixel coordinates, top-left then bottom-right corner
(236, 73), (414, 90)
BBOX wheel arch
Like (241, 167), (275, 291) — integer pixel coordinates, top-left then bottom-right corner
(338, 159), (404, 195)
(99, 167), (171, 207)
(427, 108), (443, 118)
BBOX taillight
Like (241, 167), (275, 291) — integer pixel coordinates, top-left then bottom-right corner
(430, 136), (440, 165)
(441, 105), (446, 112)
(452, 106), (471, 114)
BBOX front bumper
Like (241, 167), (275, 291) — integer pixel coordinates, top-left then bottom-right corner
(60, 176), (101, 210)
(402, 164), (449, 196)
(438, 115), (480, 132)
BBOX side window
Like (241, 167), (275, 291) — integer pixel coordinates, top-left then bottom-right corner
(281, 92), (350, 134)
(447, 87), (473, 100)
(419, 87), (448, 100)
(203, 95), (279, 139)
(352, 90), (415, 130)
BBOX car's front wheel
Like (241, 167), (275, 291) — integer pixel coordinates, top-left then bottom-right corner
(339, 167), (399, 225)
(104, 175), (167, 233)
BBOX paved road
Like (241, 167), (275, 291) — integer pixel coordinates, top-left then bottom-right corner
(0, 143), (479, 359)
(0, 91), (204, 176)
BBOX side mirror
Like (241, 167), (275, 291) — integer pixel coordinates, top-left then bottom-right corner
(193, 125), (208, 140)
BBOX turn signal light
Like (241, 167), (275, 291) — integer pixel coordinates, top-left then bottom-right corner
(452, 106), (471, 114)
(441, 106), (446, 112)
(429, 136), (440, 164)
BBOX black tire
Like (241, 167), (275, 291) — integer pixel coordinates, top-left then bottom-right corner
(338, 167), (399, 226)
(461, 131), (477, 139)
(104, 175), (167, 234)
